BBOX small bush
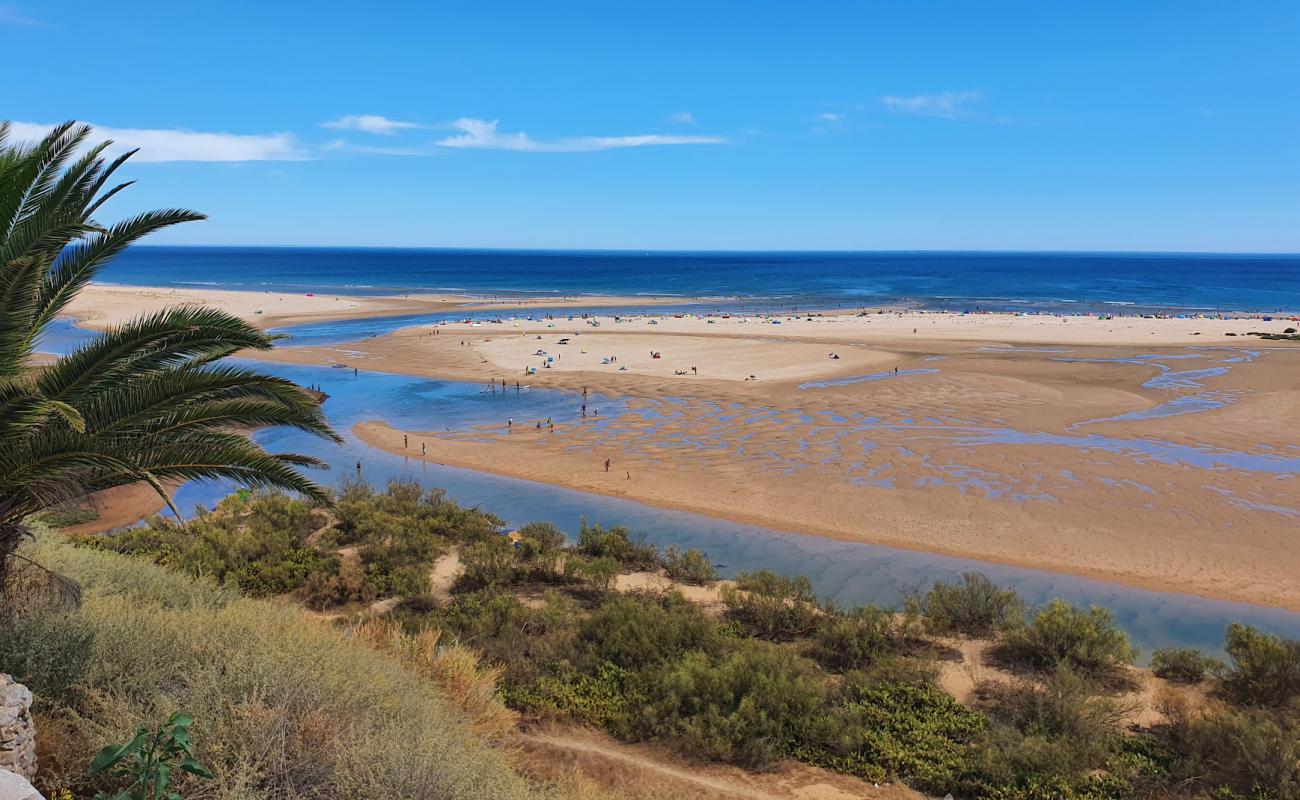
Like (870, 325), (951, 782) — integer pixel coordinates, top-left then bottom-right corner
(997, 600), (1136, 679)
(457, 538), (522, 591)
(1161, 696), (1300, 799)
(581, 592), (717, 670)
(633, 641), (827, 767)
(0, 611), (94, 701)
(575, 520), (659, 570)
(1150, 647), (1224, 684)
(798, 680), (988, 792)
(575, 556), (621, 592)
(915, 572), (1022, 637)
(660, 546), (717, 584)
(978, 666), (1127, 760)
(1220, 623), (1300, 706)
(514, 521), (567, 553)
(721, 570), (820, 640)
(810, 605), (903, 671)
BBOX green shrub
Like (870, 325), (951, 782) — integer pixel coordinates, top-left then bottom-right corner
(1150, 647), (1225, 684)
(1220, 623), (1300, 707)
(660, 546), (717, 584)
(997, 600), (1136, 679)
(575, 520), (659, 570)
(440, 590), (583, 687)
(580, 592), (717, 670)
(979, 666), (1125, 758)
(1162, 700), (1300, 799)
(89, 491), (337, 598)
(633, 641), (826, 766)
(798, 680), (988, 792)
(810, 605), (903, 671)
(507, 661), (638, 734)
(335, 480), (503, 547)
(575, 555), (621, 592)
(514, 521), (567, 554)
(915, 572), (1023, 637)
(0, 610), (94, 701)
(457, 538), (522, 591)
(721, 570), (820, 640)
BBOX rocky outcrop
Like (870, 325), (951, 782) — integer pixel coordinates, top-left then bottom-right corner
(0, 768), (43, 800)
(0, 675), (35, 781)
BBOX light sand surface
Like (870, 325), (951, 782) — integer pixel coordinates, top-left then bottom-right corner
(64, 283), (689, 331)
(270, 317), (1300, 611)
(69, 289), (1300, 611)
(432, 306), (1296, 350)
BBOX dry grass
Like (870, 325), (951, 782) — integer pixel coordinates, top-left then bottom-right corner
(16, 531), (539, 800)
(346, 617), (519, 745)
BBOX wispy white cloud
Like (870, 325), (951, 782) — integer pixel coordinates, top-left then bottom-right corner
(817, 112), (845, 122)
(7, 122), (307, 162)
(666, 111), (697, 126)
(882, 90), (983, 120)
(321, 114), (423, 135)
(0, 4), (49, 27)
(436, 118), (726, 152)
(324, 138), (436, 157)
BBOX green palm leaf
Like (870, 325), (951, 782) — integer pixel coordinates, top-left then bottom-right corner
(0, 121), (341, 604)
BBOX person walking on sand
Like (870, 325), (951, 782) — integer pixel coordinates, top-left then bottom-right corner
(604, 458), (611, 472)
(508, 418), (513, 430)
(421, 443), (426, 456)
(403, 434), (408, 448)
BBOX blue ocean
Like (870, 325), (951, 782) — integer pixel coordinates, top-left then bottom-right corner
(103, 247), (1300, 313)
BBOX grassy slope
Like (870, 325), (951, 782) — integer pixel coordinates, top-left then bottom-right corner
(18, 530), (540, 800)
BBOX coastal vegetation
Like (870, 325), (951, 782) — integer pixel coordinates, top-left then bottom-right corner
(41, 481), (1300, 800)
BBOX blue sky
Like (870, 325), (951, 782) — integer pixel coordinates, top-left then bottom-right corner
(4, 1), (1299, 251)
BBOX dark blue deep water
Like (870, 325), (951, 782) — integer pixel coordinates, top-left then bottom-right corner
(103, 246), (1300, 313)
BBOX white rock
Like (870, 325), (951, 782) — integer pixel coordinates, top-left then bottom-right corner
(0, 769), (43, 800)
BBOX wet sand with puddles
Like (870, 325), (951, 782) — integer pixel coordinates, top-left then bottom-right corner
(247, 310), (1300, 611)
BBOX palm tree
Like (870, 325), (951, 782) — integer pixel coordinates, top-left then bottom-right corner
(0, 121), (341, 606)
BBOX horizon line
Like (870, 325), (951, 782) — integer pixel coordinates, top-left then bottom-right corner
(131, 244), (1300, 258)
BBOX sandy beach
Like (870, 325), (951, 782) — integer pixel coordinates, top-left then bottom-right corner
(243, 305), (1300, 611)
(64, 287), (1300, 610)
(64, 283), (691, 331)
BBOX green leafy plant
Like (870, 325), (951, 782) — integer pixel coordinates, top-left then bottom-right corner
(996, 599), (1136, 679)
(660, 545), (717, 584)
(1220, 623), (1300, 706)
(89, 712), (212, 800)
(0, 120), (340, 606)
(1149, 647), (1224, 684)
(913, 572), (1023, 637)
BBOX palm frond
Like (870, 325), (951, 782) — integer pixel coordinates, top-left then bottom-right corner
(0, 120), (342, 593)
